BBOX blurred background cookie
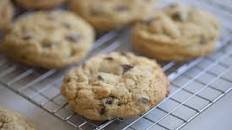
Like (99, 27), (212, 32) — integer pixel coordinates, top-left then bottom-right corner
(131, 4), (220, 61)
(15, 0), (66, 9)
(61, 52), (169, 121)
(0, 107), (36, 130)
(69, 0), (156, 32)
(0, 0), (14, 32)
(0, 10), (95, 69)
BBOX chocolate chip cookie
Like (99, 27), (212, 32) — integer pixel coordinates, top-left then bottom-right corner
(132, 4), (220, 61)
(0, 0), (14, 32)
(69, 0), (156, 31)
(15, 0), (65, 9)
(61, 52), (169, 121)
(0, 10), (95, 69)
(0, 108), (36, 130)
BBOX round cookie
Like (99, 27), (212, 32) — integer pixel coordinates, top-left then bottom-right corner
(69, 0), (156, 31)
(15, 0), (65, 9)
(61, 52), (169, 121)
(0, 10), (95, 69)
(0, 0), (14, 32)
(0, 108), (36, 130)
(131, 4), (220, 61)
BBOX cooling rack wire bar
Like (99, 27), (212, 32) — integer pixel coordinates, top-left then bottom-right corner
(0, 0), (232, 130)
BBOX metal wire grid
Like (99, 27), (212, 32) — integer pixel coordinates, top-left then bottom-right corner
(201, 0), (232, 14)
(0, 30), (231, 130)
(0, 1), (231, 130)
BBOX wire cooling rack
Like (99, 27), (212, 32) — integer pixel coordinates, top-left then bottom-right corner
(0, 0), (232, 130)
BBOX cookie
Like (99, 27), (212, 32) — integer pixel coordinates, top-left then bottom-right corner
(0, 108), (36, 130)
(15, 0), (65, 9)
(61, 52), (169, 121)
(0, 10), (95, 69)
(132, 4), (220, 61)
(69, 0), (156, 31)
(0, 0), (14, 32)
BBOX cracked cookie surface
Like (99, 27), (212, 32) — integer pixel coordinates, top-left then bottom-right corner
(0, 108), (36, 130)
(1, 10), (95, 69)
(69, 0), (156, 31)
(0, 0), (14, 32)
(132, 4), (220, 61)
(61, 52), (169, 121)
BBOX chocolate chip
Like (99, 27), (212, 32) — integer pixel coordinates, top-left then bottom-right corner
(120, 52), (127, 56)
(22, 35), (32, 40)
(65, 32), (81, 43)
(42, 41), (54, 48)
(121, 64), (134, 74)
(171, 12), (186, 22)
(199, 36), (206, 45)
(91, 7), (104, 16)
(99, 107), (105, 115)
(97, 75), (104, 81)
(104, 57), (114, 61)
(62, 22), (71, 29)
(138, 97), (149, 104)
(103, 97), (114, 105)
(144, 18), (156, 25)
(114, 5), (129, 12)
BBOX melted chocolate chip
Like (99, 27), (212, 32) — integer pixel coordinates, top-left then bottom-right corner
(42, 41), (55, 48)
(104, 97), (114, 105)
(97, 75), (104, 81)
(199, 36), (206, 45)
(62, 22), (71, 29)
(120, 52), (127, 56)
(121, 64), (134, 74)
(22, 35), (32, 40)
(114, 5), (129, 12)
(65, 33), (81, 43)
(171, 12), (186, 22)
(99, 107), (105, 115)
(144, 18), (155, 25)
(139, 97), (149, 104)
(104, 57), (114, 61)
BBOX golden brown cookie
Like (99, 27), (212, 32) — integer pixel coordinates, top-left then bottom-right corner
(132, 4), (220, 61)
(61, 52), (169, 121)
(0, 10), (95, 69)
(16, 0), (65, 9)
(0, 0), (14, 32)
(69, 0), (156, 32)
(0, 108), (36, 130)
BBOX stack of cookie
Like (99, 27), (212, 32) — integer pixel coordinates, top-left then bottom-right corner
(0, 0), (220, 122)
